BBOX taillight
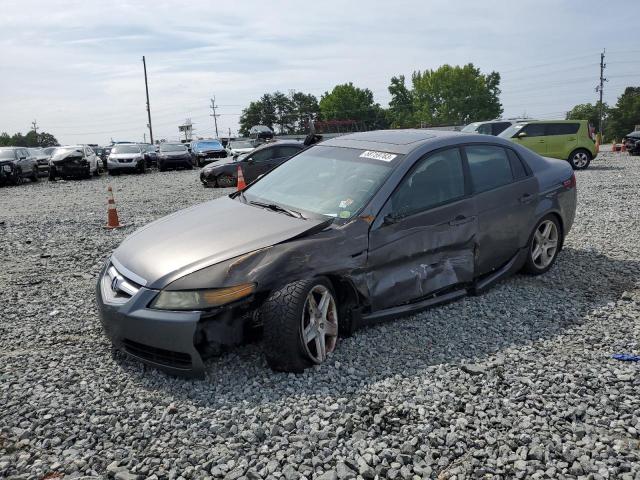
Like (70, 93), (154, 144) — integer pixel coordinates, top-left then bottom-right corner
(562, 174), (576, 189)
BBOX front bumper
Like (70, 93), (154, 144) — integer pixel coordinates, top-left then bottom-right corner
(96, 261), (249, 378)
(0, 163), (17, 183)
(51, 160), (88, 176)
(107, 158), (144, 171)
(158, 156), (193, 167)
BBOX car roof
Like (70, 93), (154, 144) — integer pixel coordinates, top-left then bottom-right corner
(0, 146), (20, 150)
(253, 139), (302, 150)
(522, 120), (585, 124)
(322, 129), (467, 155)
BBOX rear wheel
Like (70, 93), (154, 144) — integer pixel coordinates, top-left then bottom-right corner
(568, 149), (591, 170)
(13, 168), (23, 185)
(522, 215), (561, 275)
(262, 278), (339, 372)
(49, 167), (57, 181)
(30, 168), (38, 182)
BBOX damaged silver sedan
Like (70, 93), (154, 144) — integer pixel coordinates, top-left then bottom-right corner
(96, 130), (577, 377)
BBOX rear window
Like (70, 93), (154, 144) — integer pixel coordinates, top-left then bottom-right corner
(465, 145), (513, 193)
(546, 123), (580, 135)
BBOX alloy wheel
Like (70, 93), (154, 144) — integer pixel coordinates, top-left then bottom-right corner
(300, 285), (338, 363)
(531, 220), (559, 269)
(573, 152), (589, 168)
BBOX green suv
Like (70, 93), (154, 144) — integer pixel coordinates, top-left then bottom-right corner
(499, 120), (596, 169)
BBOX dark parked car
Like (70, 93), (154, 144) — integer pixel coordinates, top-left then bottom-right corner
(0, 147), (39, 184)
(157, 143), (193, 171)
(49, 145), (101, 180)
(623, 131), (640, 155)
(96, 129), (577, 377)
(140, 144), (158, 167)
(200, 140), (304, 187)
(28, 148), (51, 177)
(249, 125), (274, 141)
(191, 139), (227, 167)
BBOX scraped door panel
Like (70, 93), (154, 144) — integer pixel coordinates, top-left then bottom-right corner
(367, 199), (476, 310)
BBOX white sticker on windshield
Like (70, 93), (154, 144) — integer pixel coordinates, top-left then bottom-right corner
(360, 150), (397, 162)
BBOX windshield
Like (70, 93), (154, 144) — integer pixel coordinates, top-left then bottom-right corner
(498, 124), (524, 138)
(461, 123), (480, 133)
(112, 145), (141, 154)
(53, 147), (82, 156)
(160, 144), (187, 152)
(0, 150), (15, 159)
(193, 141), (221, 151)
(142, 144), (155, 152)
(230, 141), (254, 149)
(243, 145), (399, 219)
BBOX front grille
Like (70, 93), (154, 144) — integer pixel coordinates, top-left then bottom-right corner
(118, 158), (134, 163)
(123, 339), (192, 369)
(101, 264), (142, 304)
(204, 151), (227, 159)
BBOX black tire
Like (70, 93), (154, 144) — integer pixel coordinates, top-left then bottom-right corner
(522, 215), (562, 275)
(261, 277), (339, 373)
(568, 148), (591, 170)
(159, 163), (166, 172)
(30, 169), (38, 182)
(138, 162), (146, 174)
(13, 168), (23, 185)
(216, 174), (236, 188)
(83, 164), (91, 179)
(93, 163), (102, 176)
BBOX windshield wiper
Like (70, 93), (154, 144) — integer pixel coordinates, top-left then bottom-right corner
(249, 200), (306, 219)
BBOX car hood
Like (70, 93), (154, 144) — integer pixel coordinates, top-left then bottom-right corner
(112, 196), (328, 288)
(51, 150), (84, 163)
(195, 148), (224, 154)
(203, 157), (237, 171)
(110, 152), (142, 159)
(230, 147), (254, 154)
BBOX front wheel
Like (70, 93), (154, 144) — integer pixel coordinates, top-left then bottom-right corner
(216, 174), (235, 188)
(261, 278), (339, 372)
(522, 215), (561, 275)
(568, 149), (591, 170)
(30, 169), (39, 182)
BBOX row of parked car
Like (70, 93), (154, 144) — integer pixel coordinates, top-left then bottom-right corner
(0, 138), (261, 186)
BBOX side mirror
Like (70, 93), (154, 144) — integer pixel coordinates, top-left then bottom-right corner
(247, 158), (254, 165)
(516, 132), (527, 138)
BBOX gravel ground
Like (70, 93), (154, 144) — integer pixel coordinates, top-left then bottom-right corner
(1, 152), (639, 480)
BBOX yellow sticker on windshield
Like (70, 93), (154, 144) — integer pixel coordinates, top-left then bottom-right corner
(339, 210), (351, 218)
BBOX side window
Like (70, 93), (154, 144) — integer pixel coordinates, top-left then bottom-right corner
(390, 148), (465, 217)
(546, 123), (580, 135)
(250, 147), (276, 163)
(476, 123), (493, 135)
(86, 147), (94, 155)
(276, 146), (302, 158)
(507, 149), (528, 180)
(466, 145), (514, 193)
(521, 124), (546, 137)
(492, 122), (511, 135)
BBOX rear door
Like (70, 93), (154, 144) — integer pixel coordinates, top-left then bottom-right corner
(367, 147), (476, 310)
(546, 123), (579, 159)
(242, 146), (277, 181)
(464, 145), (537, 275)
(514, 123), (547, 155)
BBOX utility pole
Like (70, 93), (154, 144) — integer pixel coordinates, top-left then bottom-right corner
(31, 120), (38, 133)
(228, 127), (231, 140)
(210, 97), (220, 139)
(142, 56), (154, 145)
(596, 49), (607, 138)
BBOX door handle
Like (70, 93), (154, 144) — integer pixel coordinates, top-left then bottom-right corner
(449, 215), (476, 226)
(519, 193), (535, 204)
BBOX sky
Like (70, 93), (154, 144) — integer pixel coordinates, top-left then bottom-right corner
(1, 0), (639, 145)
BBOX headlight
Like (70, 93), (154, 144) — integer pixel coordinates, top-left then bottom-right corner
(150, 283), (255, 310)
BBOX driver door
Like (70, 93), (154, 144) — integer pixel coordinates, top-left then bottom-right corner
(513, 123), (547, 155)
(366, 147), (477, 310)
(242, 146), (276, 181)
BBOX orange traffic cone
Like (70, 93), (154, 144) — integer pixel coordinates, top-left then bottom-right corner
(105, 186), (123, 229)
(595, 136), (600, 154)
(236, 164), (246, 191)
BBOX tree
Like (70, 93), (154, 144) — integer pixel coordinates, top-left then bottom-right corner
(387, 75), (414, 128)
(389, 64), (502, 127)
(606, 87), (640, 140)
(0, 132), (11, 146)
(566, 102), (608, 131)
(238, 91), (319, 136)
(319, 83), (388, 130)
(0, 130), (59, 147)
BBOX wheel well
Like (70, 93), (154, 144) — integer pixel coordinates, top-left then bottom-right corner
(324, 274), (364, 335)
(546, 212), (565, 250)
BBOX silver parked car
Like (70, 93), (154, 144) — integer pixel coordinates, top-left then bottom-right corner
(107, 144), (146, 175)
